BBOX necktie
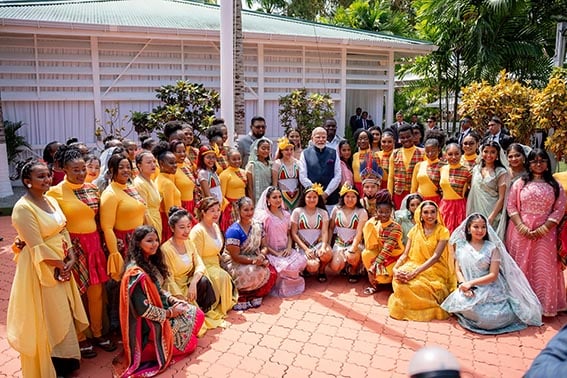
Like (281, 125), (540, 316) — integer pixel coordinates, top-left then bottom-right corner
(363, 120), (367, 129)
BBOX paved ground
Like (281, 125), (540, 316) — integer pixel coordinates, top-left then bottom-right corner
(0, 214), (566, 378)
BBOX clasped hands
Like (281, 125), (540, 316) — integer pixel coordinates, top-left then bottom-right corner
(393, 268), (417, 283)
(516, 222), (549, 240)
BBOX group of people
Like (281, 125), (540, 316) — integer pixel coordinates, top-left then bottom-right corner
(6, 113), (567, 377)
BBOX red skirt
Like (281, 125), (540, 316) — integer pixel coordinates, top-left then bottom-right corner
(181, 200), (198, 226)
(160, 212), (172, 243)
(220, 198), (238, 233)
(393, 191), (409, 211)
(422, 194), (441, 206)
(70, 231), (108, 287)
(114, 228), (134, 258)
(439, 198), (467, 233)
(239, 264), (278, 300)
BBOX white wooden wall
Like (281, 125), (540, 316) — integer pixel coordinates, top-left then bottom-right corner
(0, 32), (394, 149)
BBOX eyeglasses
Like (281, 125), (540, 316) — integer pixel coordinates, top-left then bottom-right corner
(253, 125), (266, 129)
(529, 159), (548, 165)
(463, 141), (476, 146)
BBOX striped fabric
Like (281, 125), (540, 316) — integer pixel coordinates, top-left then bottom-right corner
(392, 148), (423, 195)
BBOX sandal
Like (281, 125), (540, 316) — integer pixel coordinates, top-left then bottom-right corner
(250, 298), (263, 308)
(348, 274), (359, 284)
(93, 336), (117, 352)
(233, 301), (251, 311)
(363, 286), (377, 295)
(79, 341), (97, 359)
(317, 273), (328, 283)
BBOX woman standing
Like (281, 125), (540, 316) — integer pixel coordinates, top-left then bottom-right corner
(171, 139), (197, 216)
(441, 214), (542, 334)
(219, 149), (248, 232)
(197, 145), (224, 205)
(272, 137), (301, 211)
(439, 143), (472, 233)
(411, 137), (444, 204)
(460, 132), (480, 171)
(116, 226), (204, 377)
(378, 131), (395, 190)
(466, 141), (509, 239)
(362, 190), (404, 294)
(328, 183), (368, 282)
(506, 149), (566, 317)
(161, 207), (216, 331)
(507, 143), (529, 184)
(388, 201), (456, 321)
(291, 184), (332, 282)
(246, 137), (272, 204)
(153, 142), (181, 243)
(368, 126), (382, 154)
(190, 197), (238, 324)
(338, 140), (354, 187)
(223, 197), (277, 310)
(286, 128), (303, 160)
(256, 186), (308, 297)
(100, 153), (147, 281)
(132, 151), (162, 237)
(352, 129), (380, 195)
(8, 160), (88, 377)
(48, 146), (114, 359)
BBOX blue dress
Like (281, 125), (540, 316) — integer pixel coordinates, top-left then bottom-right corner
(441, 240), (527, 334)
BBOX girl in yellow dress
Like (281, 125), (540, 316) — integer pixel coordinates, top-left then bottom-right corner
(219, 149), (247, 232)
(153, 142), (181, 242)
(388, 201), (456, 321)
(132, 151), (162, 237)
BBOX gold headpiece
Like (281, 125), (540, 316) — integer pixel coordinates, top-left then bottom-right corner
(339, 182), (358, 197)
(306, 183), (324, 196)
(212, 143), (222, 158)
(277, 137), (295, 151)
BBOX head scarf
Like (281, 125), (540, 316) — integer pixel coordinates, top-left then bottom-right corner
(414, 200), (444, 227)
(93, 146), (119, 191)
(249, 137), (272, 163)
(451, 213), (542, 326)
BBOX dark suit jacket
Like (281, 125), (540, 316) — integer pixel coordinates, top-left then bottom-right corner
(482, 133), (514, 151)
(356, 118), (374, 130)
(525, 324), (567, 377)
(349, 115), (360, 132)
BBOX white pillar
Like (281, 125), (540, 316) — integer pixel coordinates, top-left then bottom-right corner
(386, 51), (395, 127)
(220, 0), (235, 147)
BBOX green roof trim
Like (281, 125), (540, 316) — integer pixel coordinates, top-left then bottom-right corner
(0, 0), (434, 49)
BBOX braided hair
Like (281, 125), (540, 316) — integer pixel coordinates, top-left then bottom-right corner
(20, 159), (48, 187)
(54, 145), (84, 170)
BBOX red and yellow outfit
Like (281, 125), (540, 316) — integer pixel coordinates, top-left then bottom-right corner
(352, 149), (381, 195)
(219, 166), (247, 232)
(439, 163), (472, 232)
(133, 175), (163, 238)
(362, 218), (404, 284)
(47, 179), (108, 341)
(175, 163), (196, 217)
(378, 149), (392, 190)
(388, 146), (424, 209)
(215, 146), (229, 174)
(461, 153), (477, 171)
(411, 158), (444, 204)
(100, 181), (146, 280)
(186, 146), (199, 172)
(155, 172), (182, 243)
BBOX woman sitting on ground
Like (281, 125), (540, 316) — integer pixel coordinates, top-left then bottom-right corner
(387, 201), (456, 321)
(328, 183), (368, 283)
(161, 207), (216, 333)
(362, 190), (404, 294)
(115, 226), (204, 377)
(291, 184), (332, 282)
(256, 186), (308, 297)
(441, 214), (542, 334)
(223, 197), (277, 311)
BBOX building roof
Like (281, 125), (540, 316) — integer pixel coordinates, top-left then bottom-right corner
(0, 0), (435, 53)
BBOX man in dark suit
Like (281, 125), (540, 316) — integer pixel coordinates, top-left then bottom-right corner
(387, 111), (410, 147)
(356, 111), (374, 130)
(482, 116), (514, 151)
(349, 107), (362, 133)
(448, 115), (473, 146)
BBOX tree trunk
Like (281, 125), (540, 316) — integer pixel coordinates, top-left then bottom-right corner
(0, 99), (14, 198)
(233, 0), (246, 137)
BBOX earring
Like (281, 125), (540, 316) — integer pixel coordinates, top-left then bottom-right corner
(27, 184), (32, 188)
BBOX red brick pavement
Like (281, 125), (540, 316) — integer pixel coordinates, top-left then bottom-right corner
(0, 215), (565, 377)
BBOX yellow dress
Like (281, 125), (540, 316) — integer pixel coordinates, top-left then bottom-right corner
(132, 175), (162, 237)
(8, 196), (89, 378)
(189, 223), (238, 327)
(387, 204), (456, 321)
(361, 218), (404, 284)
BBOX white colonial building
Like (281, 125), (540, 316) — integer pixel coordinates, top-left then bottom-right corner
(0, 0), (435, 152)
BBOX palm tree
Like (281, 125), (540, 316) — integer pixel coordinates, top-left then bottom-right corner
(0, 99), (14, 198)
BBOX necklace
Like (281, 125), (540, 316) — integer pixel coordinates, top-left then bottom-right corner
(26, 193), (55, 213)
(172, 240), (186, 255)
(533, 174), (543, 180)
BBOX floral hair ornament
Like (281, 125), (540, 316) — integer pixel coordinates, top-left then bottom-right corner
(360, 154), (384, 185)
(339, 182), (358, 197)
(306, 183), (325, 196)
(277, 137), (295, 151)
